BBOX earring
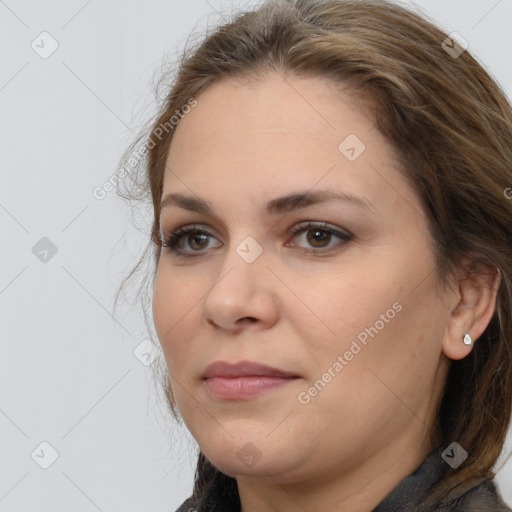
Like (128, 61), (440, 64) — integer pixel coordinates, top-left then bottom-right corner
(463, 333), (472, 345)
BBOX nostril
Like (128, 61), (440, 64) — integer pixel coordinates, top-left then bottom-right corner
(240, 317), (257, 323)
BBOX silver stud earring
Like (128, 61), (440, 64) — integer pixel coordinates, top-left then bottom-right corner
(463, 333), (472, 345)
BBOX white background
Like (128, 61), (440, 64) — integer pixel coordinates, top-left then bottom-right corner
(0, 0), (511, 510)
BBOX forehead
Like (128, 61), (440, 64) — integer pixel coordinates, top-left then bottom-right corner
(161, 72), (407, 211)
(167, 73), (370, 157)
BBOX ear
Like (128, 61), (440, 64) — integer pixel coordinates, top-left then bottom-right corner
(442, 260), (501, 361)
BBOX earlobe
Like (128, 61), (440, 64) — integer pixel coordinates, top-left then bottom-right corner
(441, 267), (500, 361)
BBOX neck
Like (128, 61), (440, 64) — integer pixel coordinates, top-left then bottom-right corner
(236, 431), (435, 512)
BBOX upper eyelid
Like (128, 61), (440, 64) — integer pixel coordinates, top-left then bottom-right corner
(290, 220), (351, 235)
(160, 222), (219, 243)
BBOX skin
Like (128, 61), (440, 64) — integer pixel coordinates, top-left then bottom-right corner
(152, 71), (499, 512)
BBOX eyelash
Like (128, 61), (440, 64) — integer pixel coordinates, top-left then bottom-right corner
(161, 221), (353, 257)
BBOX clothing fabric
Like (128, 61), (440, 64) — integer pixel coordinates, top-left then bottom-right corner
(175, 447), (511, 511)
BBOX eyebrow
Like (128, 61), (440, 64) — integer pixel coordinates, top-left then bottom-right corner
(160, 189), (376, 217)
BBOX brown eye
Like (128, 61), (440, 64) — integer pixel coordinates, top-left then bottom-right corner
(289, 221), (352, 253)
(162, 225), (221, 255)
(306, 229), (332, 248)
(188, 233), (210, 250)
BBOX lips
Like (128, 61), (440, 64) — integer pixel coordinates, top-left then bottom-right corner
(202, 360), (298, 379)
(202, 360), (300, 400)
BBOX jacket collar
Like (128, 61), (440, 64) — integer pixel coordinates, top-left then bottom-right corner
(373, 447), (445, 511)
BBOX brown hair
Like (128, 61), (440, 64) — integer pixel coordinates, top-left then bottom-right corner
(116, 0), (512, 509)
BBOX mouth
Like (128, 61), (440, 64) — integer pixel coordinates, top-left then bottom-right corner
(202, 360), (300, 400)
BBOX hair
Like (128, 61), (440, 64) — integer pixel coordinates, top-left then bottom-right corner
(115, 0), (512, 509)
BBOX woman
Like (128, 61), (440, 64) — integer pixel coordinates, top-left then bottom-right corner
(117, 0), (512, 510)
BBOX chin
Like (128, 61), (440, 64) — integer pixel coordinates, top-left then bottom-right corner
(207, 453), (294, 480)
(199, 434), (304, 481)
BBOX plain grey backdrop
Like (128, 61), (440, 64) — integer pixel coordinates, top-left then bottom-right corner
(1, 0), (511, 510)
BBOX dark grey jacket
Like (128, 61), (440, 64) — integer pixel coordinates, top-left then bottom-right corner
(175, 447), (511, 511)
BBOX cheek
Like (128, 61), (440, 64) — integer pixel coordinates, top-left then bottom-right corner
(300, 259), (442, 384)
(152, 266), (201, 369)
(299, 267), (402, 346)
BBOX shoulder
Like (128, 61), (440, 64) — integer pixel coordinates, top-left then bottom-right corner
(432, 478), (512, 512)
(173, 497), (198, 512)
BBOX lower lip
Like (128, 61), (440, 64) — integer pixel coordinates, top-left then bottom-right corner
(204, 376), (299, 399)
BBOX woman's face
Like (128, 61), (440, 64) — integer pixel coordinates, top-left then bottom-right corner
(152, 72), (453, 485)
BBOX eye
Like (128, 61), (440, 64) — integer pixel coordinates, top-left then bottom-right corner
(161, 221), (352, 257)
(287, 221), (352, 253)
(161, 224), (221, 256)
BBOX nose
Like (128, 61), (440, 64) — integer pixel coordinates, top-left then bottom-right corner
(201, 238), (279, 333)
